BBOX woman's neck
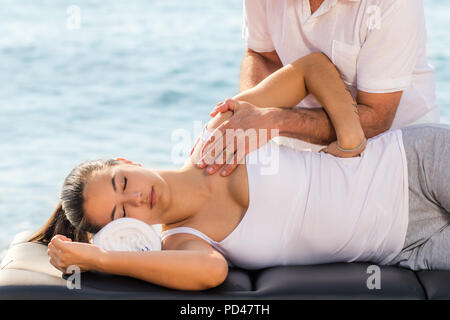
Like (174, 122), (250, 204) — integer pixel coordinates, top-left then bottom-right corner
(156, 165), (215, 227)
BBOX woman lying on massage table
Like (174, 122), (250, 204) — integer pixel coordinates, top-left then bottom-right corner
(30, 52), (450, 291)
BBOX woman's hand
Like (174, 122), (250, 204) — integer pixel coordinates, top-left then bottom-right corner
(47, 235), (105, 273)
(319, 138), (367, 158)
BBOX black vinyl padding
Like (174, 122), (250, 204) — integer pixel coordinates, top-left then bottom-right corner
(0, 231), (448, 300)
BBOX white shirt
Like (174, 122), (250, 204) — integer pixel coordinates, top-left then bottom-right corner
(162, 128), (410, 269)
(243, 0), (440, 150)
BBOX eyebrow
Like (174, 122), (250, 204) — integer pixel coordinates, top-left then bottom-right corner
(110, 174), (117, 222)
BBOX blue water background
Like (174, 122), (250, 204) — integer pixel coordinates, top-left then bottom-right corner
(0, 0), (449, 258)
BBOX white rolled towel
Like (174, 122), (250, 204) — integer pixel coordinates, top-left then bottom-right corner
(92, 218), (162, 252)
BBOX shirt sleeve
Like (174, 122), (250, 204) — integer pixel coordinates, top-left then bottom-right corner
(242, 0), (275, 52)
(356, 0), (426, 93)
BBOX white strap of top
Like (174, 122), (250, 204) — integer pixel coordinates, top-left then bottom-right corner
(161, 227), (235, 267)
(161, 227), (225, 253)
(161, 226), (215, 242)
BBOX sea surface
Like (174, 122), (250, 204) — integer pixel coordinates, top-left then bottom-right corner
(1, 0), (449, 259)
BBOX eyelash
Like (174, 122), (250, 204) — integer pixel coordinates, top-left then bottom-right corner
(122, 177), (127, 217)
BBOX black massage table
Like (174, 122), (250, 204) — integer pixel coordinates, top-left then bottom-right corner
(1, 230), (450, 300)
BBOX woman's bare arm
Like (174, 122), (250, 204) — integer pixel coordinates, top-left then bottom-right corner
(97, 237), (228, 290)
(48, 234), (228, 291)
(231, 52), (365, 149)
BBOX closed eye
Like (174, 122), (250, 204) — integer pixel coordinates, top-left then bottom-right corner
(123, 177), (127, 217)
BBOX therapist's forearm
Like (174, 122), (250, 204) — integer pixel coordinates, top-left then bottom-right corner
(270, 104), (386, 146)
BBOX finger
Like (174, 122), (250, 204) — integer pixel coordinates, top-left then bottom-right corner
(51, 234), (68, 243)
(48, 240), (60, 253)
(47, 248), (59, 262)
(190, 137), (200, 156)
(211, 98), (238, 117)
(198, 131), (219, 167)
(210, 105), (229, 117)
(47, 245), (56, 257)
(203, 126), (235, 174)
(48, 249), (64, 270)
(48, 257), (61, 271)
(199, 126), (227, 168)
(203, 142), (230, 174)
(48, 242), (67, 268)
(220, 153), (239, 177)
(205, 161), (225, 175)
(51, 259), (65, 273)
(197, 138), (214, 168)
(220, 140), (237, 167)
(220, 140), (247, 176)
(59, 235), (72, 242)
(210, 109), (218, 117)
(210, 102), (224, 117)
(224, 98), (237, 112)
(204, 141), (234, 175)
(210, 100), (227, 114)
(50, 237), (67, 250)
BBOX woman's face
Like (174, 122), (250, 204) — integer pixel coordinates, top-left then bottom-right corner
(82, 164), (169, 228)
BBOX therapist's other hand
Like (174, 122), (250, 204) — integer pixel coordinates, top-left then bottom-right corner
(197, 99), (279, 177)
(210, 98), (238, 117)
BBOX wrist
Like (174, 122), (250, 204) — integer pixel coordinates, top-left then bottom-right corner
(95, 248), (111, 272)
(265, 107), (283, 138)
(336, 131), (366, 150)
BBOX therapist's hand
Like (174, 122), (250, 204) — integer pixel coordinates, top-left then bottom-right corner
(197, 99), (279, 177)
(209, 98), (238, 117)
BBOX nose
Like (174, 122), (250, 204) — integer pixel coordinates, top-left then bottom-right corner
(121, 191), (146, 206)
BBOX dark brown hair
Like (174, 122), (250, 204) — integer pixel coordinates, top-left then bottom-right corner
(28, 159), (121, 244)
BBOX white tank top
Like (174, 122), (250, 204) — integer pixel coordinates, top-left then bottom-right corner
(161, 129), (409, 270)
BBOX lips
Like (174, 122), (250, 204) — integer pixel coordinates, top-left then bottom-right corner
(150, 186), (156, 209)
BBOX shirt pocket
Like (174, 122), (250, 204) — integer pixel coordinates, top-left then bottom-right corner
(331, 40), (360, 86)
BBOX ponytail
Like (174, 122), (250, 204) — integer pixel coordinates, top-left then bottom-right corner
(28, 158), (121, 245)
(28, 201), (91, 244)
